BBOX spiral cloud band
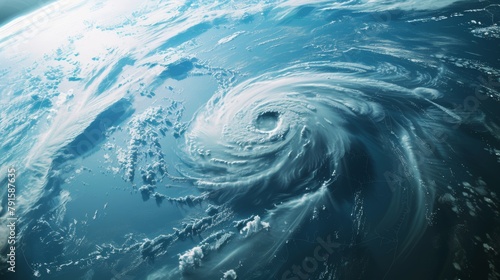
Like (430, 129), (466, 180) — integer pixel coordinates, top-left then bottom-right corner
(181, 62), (447, 269)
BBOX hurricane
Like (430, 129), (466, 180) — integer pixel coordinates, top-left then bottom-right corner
(0, 0), (499, 280)
(179, 61), (465, 278)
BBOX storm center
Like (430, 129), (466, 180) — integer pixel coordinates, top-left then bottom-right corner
(255, 111), (280, 131)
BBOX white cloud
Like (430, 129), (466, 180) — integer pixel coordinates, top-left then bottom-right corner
(240, 215), (270, 237)
(179, 246), (204, 272)
(221, 269), (237, 279)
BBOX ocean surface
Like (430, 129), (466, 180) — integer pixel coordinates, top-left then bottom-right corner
(0, 0), (499, 279)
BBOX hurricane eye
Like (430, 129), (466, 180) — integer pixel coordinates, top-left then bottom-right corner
(255, 111), (280, 131)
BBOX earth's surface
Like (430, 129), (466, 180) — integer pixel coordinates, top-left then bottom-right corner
(0, 0), (500, 279)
